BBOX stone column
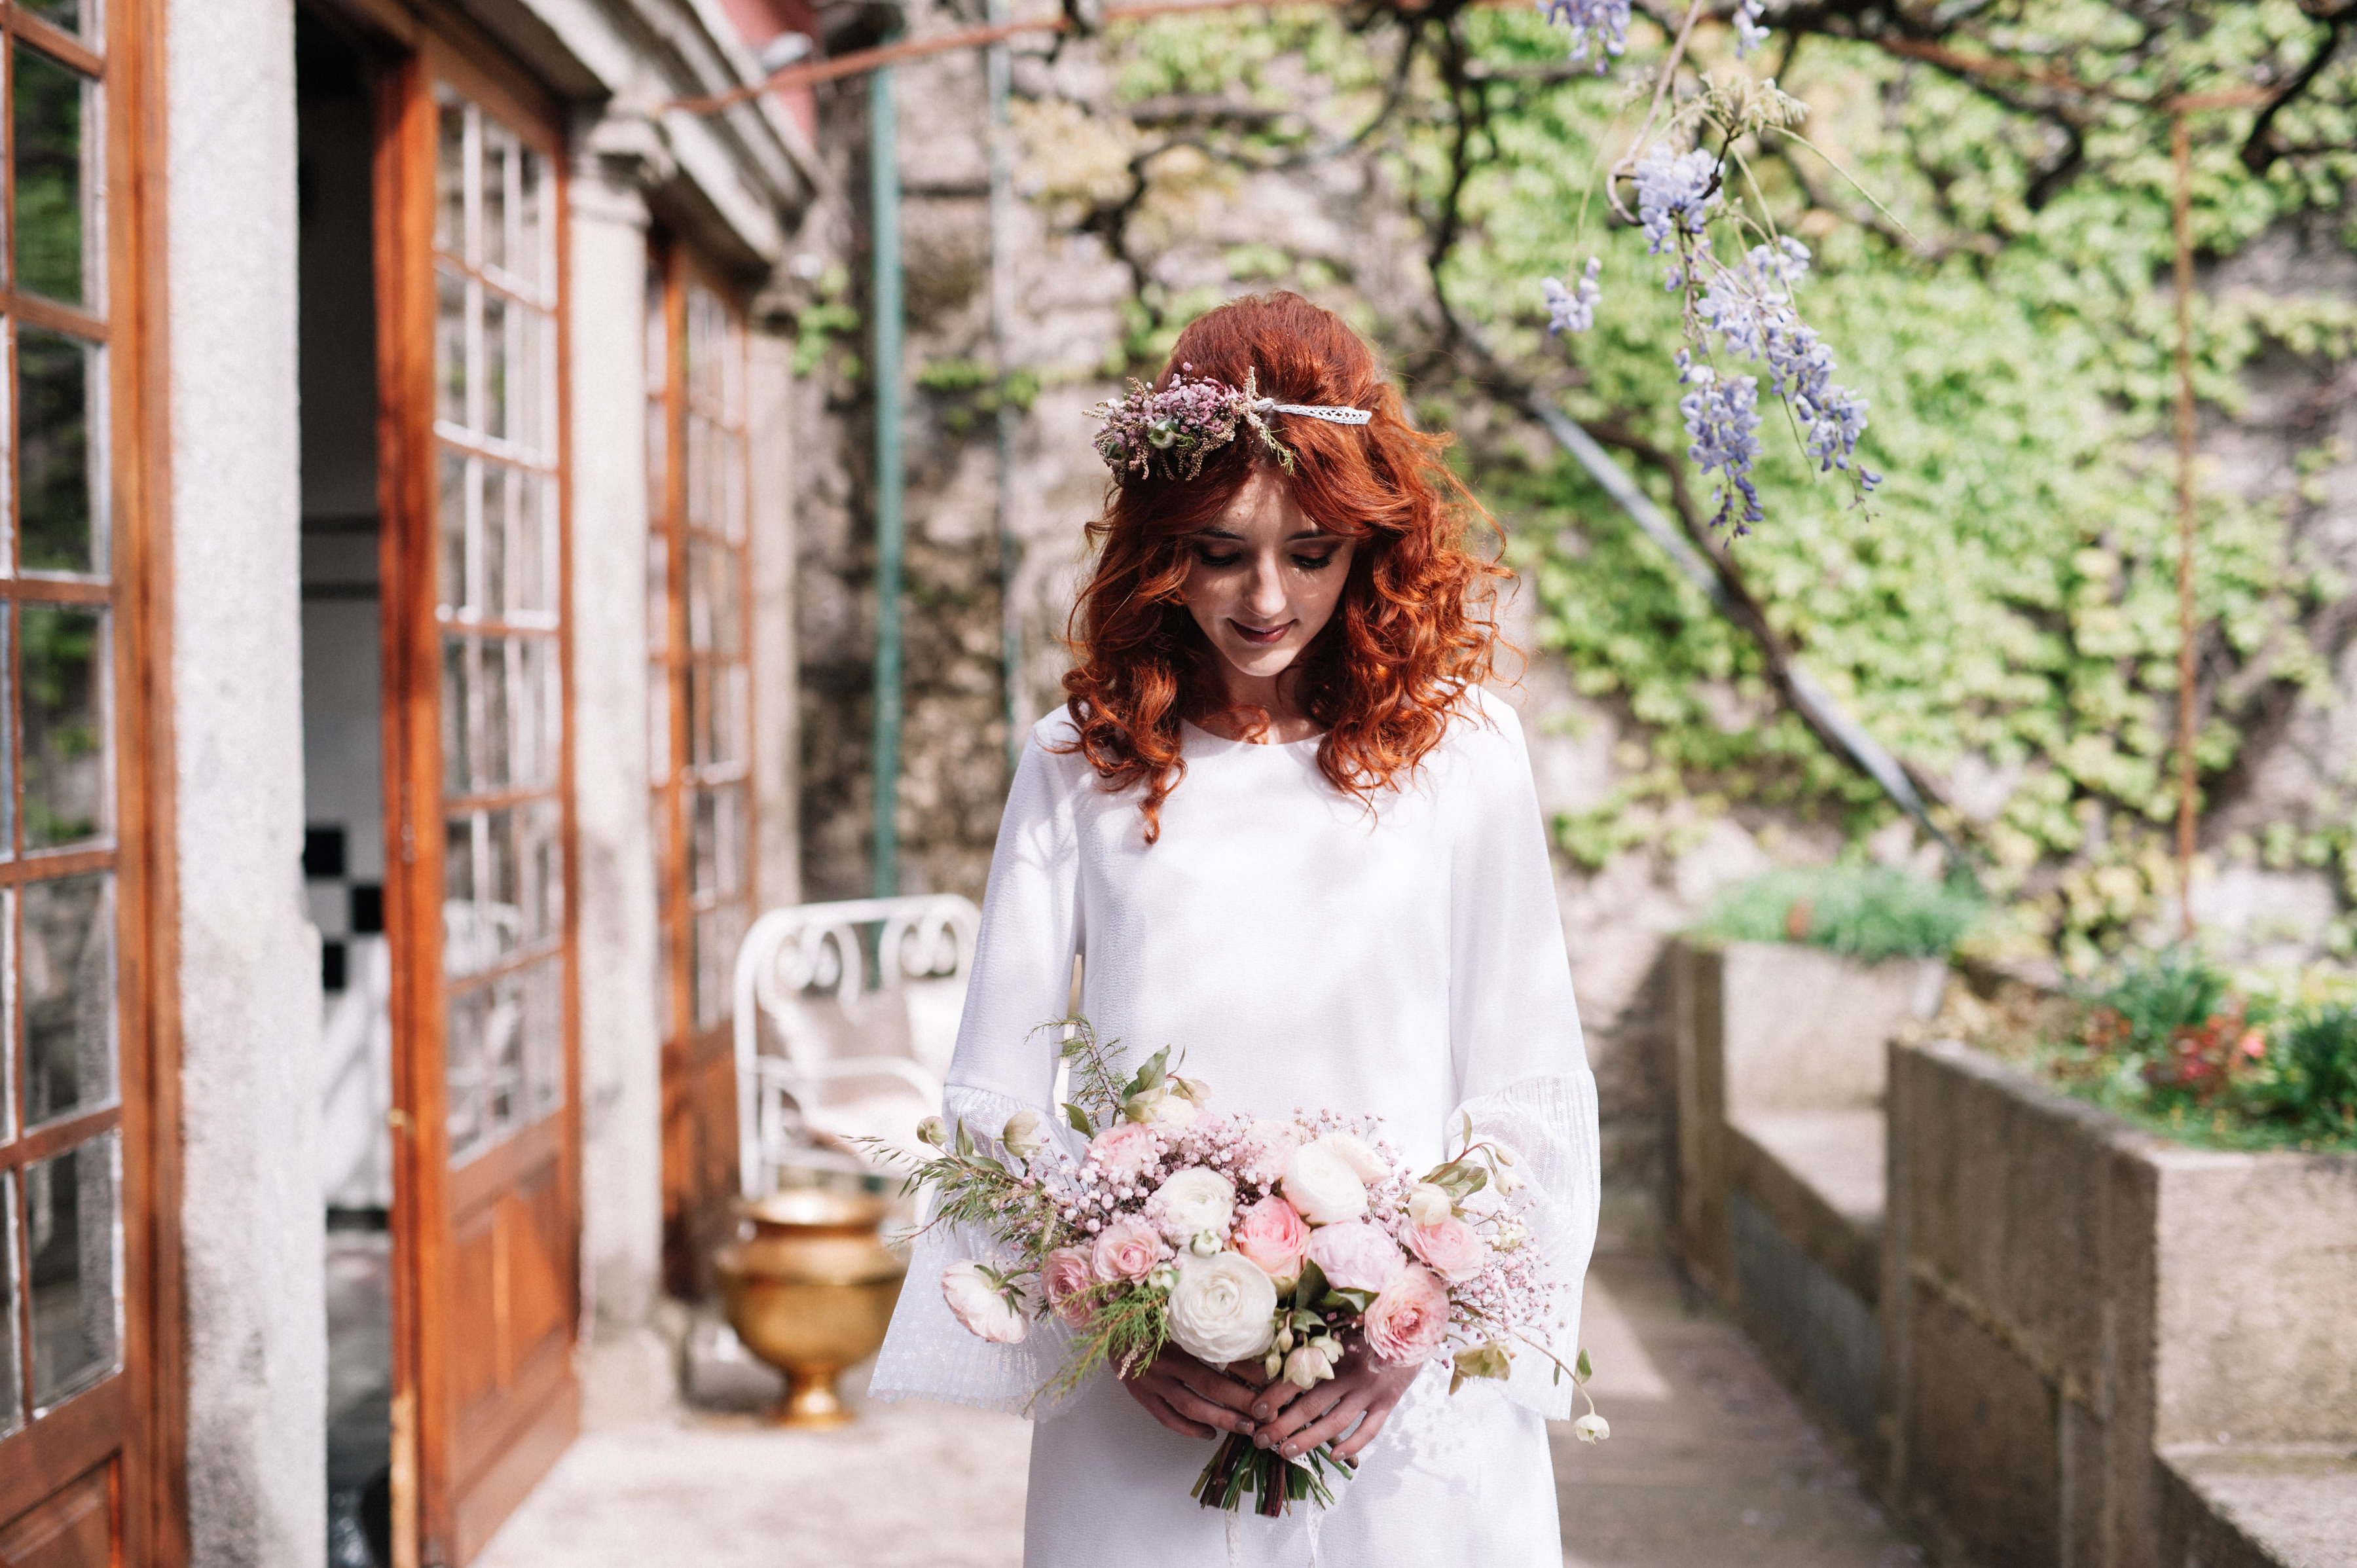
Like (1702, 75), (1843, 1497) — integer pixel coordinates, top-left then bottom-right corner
(565, 136), (665, 1340)
(748, 316), (801, 907)
(166, 0), (325, 1563)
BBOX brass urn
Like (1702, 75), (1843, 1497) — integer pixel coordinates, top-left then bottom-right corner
(714, 1188), (907, 1429)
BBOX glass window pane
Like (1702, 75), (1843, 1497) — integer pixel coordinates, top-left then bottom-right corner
(18, 329), (101, 575)
(482, 463), (508, 616)
(479, 121), (510, 278)
(486, 806), (518, 957)
(434, 94), (466, 257)
(481, 293), (508, 444)
(0, 888), (13, 1137)
(27, 1132), (118, 1413)
(445, 814), (491, 976)
(22, 605), (107, 848)
(689, 786), (745, 899)
(522, 799), (560, 948)
(438, 452), (470, 615)
(513, 471), (549, 617)
(13, 46), (88, 306)
(0, 1171), (19, 1437)
(479, 638), (510, 788)
(25, 2), (86, 39)
(445, 985), (485, 1161)
(522, 958), (561, 1123)
(514, 635), (557, 788)
(518, 146), (546, 296)
(484, 973), (522, 1142)
(435, 269), (468, 430)
(440, 637), (471, 796)
(23, 873), (117, 1127)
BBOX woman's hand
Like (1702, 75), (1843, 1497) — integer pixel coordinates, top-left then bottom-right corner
(1120, 1346), (1266, 1440)
(1246, 1343), (1419, 1462)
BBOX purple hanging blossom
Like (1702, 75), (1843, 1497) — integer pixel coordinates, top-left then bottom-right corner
(1677, 351), (1764, 533)
(1634, 146), (1720, 287)
(1543, 258), (1603, 335)
(1733, 0), (1769, 60)
(1693, 240), (1878, 488)
(1537, 0), (1630, 73)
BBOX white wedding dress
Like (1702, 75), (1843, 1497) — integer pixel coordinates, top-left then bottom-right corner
(871, 685), (1600, 1567)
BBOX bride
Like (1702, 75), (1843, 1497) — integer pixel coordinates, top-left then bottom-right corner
(873, 291), (1599, 1567)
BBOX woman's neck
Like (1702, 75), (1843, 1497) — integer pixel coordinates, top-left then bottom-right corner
(1195, 666), (1323, 744)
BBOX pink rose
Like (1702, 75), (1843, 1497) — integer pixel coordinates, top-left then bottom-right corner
(1363, 1264), (1451, 1366)
(1087, 1121), (1161, 1181)
(1091, 1217), (1162, 1283)
(1306, 1220), (1405, 1294)
(1043, 1247), (1097, 1326)
(1406, 1218), (1488, 1283)
(1229, 1196), (1310, 1284)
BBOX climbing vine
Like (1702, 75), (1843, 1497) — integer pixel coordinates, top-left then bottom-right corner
(1002, 0), (2357, 969)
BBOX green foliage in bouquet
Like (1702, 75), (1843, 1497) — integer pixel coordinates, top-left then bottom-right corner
(1690, 864), (1982, 961)
(2037, 949), (2357, 1150)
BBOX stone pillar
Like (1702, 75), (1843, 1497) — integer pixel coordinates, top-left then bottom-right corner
(565, 139), (665, 1337)
(748, 318), (801, 907)
(165, 0), (325, 1563)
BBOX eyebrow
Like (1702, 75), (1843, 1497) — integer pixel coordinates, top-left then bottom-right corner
(1192, 528), (1336, 543)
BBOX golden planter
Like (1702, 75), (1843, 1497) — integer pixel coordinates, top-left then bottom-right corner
(714, 1189), (908, 1429)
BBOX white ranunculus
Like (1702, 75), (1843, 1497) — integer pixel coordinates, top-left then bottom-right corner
(1325, 1132), (1391, 1184)
(1406, 1182), (1453, 1227)
(1282, 1139), (1369, 1226)
(1000, 1107), (1049, 1161)
(1167, 1253), (1279, 1365)
(940, 1261), (1028, 1345)
(1143, 1090), (1197, 1128)
(1148, 1167), (1236, 1241)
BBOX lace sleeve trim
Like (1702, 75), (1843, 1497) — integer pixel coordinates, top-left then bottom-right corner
(1452, 1069), (1601, 1420)
(867, 1085), (1079, 1419)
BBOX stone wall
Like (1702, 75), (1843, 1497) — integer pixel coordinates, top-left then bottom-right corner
(787, 7), (2357, 1239)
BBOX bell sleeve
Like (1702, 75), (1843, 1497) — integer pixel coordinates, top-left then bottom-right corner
(1444, 691), (1602, 1420)
(869, 718), (1088, 1413)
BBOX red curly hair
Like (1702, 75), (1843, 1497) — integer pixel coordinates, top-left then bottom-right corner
(1058, 292), (1508, 841)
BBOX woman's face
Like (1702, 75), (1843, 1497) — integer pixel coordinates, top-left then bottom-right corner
(1181, 465), (1355, 689)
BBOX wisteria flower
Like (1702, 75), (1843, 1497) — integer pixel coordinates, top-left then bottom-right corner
(1634, 146), (1720, 287)
(1544, 258), (1602, 335)
(1537, 0), (1630, 72)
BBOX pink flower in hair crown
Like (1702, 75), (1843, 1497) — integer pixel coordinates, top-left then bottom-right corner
(1087, 366), (1371, 483)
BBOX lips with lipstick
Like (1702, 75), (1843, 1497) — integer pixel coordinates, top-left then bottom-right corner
(1228, 619), (1294, 647)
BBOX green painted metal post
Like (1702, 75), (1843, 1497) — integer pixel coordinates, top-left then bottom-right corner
(869, 61), (905, 898)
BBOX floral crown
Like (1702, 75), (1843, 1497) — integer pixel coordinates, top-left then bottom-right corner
(1089, 366), (1372, 483)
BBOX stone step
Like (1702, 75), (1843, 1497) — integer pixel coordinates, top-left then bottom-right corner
(2160, 1446), (2357, 1568)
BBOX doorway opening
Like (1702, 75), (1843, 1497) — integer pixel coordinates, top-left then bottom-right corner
(298, 11), (393, 1567)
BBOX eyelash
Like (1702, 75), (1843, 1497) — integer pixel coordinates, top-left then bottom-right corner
(1192, 547), (1340, 572)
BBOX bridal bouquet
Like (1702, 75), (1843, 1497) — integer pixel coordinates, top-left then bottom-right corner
(892, 1021), (1605, 1517)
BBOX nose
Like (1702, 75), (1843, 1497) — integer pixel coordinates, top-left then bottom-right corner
(1245, 555), (1288, 619)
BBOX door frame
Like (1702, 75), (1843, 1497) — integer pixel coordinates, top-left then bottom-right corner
(369, 14), (581, 1564)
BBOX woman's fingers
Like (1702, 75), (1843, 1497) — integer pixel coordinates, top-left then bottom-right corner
(1279, 1395), (1379, 1461)
(1158, 1380), (1254, 1436)
(1254, 1383), (1344, 1448)
(1247, 1374), (1307, 1423)
(1330, 1391), (1401, 1460)
(1129, 1382), (1218, 1439)
(1171, 1358), (1259, 1417)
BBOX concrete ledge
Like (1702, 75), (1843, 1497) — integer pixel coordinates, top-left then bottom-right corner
(2159, 1448), (2357, 1568)
(1725, 1110), (1884, 1304)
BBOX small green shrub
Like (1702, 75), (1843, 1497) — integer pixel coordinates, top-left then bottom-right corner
(1691, 865), (1981, 962)
(2040, 950), (2357, 1150)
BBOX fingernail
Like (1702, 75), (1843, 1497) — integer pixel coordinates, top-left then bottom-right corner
(1283, 1444), (1298, 1458)
(1238, 1421), (1255, 1434)
(1253, 1406), (1269, 1419)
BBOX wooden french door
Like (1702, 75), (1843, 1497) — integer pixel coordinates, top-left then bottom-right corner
(376, 31), (577, 1568)
(0, 0), (177, 1562)
(645, 245), (756, 1298)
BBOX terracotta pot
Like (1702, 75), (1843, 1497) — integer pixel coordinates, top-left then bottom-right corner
(714, 1189), (907, 1429)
